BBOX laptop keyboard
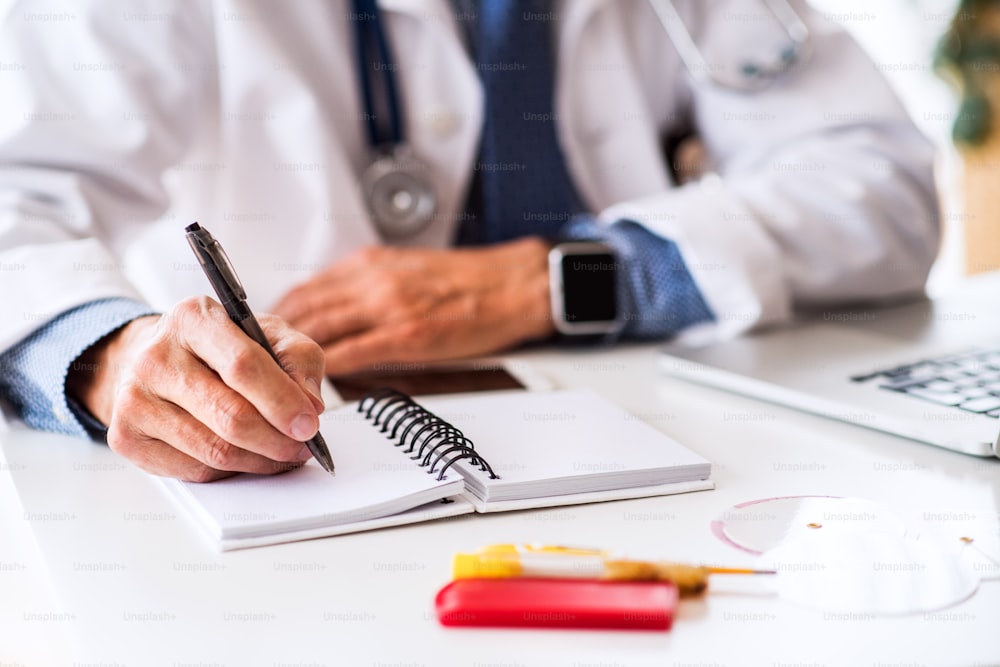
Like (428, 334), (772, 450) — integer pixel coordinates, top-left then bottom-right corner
(852, 347), (1000, 417)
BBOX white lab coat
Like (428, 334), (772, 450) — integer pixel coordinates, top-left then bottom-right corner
(0, 0), (938, 353)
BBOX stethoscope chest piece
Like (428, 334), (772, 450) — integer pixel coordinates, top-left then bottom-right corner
(362, 146), (437, 239)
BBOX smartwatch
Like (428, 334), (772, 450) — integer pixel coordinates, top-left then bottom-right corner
(548, 241), (623, 339)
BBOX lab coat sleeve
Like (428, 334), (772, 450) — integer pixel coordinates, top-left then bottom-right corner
(0, 1), (212, 353)
(600, 1), (940, 345)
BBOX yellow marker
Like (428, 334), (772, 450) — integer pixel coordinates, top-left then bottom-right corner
(452, 544), (775, 598)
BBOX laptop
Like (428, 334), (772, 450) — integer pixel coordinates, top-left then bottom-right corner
(659, 280), (1000, 458)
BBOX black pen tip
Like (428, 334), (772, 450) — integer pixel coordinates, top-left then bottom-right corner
(185, 222), (201, 232)
(306, 434), (336, 475)
(318, 453), (336, 475)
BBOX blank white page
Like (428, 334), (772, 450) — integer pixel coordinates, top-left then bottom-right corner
(419, 389), (711, 503)
(165, 404), (465, 541)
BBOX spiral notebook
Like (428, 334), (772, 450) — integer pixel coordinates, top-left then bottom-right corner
(163, 388), (713, 550)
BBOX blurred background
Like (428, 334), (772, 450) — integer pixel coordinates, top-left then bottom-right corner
(0, 0), (983, 293)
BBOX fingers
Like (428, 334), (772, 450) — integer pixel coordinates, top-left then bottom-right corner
(274, 254), (446, 348)
(151, 348), (311, 462)
(258, 314), (327, 414)
(273, 241), (551, 378)
(101, 296), (330, 481)
(146, 399), (311, 476)
(272, 256), (365, 325)
(169, 298), (321, 443)
(321, 322), (449, 375)
(108, 401), (309, 483)
(272, 246), (404, 326)
(285, 305), (374, 349)
(272, 277), (374, 346)
(321, 329), (395, 375)
(272, 277), (347, 328)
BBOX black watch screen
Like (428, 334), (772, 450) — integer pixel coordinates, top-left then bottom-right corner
(559, 251), (618, 323)
(549, 241), (622, 337)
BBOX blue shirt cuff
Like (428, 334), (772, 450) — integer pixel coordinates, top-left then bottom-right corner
(0, 298), (158, 439)
(561, 216), (715, 340)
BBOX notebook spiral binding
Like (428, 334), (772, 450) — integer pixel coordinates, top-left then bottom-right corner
(358, 388), (500, 482)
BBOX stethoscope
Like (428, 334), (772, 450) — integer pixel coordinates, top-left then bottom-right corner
(353, 0), (437, 239)
(351, 0), (812, 239)
(649, 0), (812, 91)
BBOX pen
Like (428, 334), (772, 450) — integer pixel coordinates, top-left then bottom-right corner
(452, 544), (775, 597)
(184, 222), (336, 474)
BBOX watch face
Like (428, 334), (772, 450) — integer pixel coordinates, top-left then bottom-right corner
(560, 252), (617, 323)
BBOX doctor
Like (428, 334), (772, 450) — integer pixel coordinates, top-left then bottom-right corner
(0, 0), (938, 481)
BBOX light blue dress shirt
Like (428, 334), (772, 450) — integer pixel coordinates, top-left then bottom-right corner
(0, 298), (156, 438)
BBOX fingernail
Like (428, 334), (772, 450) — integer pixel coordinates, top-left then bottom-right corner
(304, 376), (325, 410)
(290, 413), (318, 441)
(295, 445), (313, 462)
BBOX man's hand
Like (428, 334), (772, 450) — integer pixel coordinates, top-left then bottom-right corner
(272, 237), (555, 375)
(66, 297), (326, 482)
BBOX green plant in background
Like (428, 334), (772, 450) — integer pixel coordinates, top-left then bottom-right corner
(935, 0), (1000, 145)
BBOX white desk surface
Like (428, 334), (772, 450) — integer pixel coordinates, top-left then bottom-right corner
(2, 340), (999, 666)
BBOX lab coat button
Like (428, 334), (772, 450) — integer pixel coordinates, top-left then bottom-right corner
(426, 110), (460, 138)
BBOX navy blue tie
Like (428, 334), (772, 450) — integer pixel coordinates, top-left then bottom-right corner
(459, 0), (581, 244)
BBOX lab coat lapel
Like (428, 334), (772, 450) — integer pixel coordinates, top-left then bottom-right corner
(557, 0), (675, 214)
(372, 0), (483, 247)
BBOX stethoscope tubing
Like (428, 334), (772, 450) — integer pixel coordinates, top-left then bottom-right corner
(648, 0), (810, 90)
(353, 0), (404, 148)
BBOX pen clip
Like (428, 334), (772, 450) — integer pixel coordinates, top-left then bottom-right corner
(185, 223), (247, 301)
